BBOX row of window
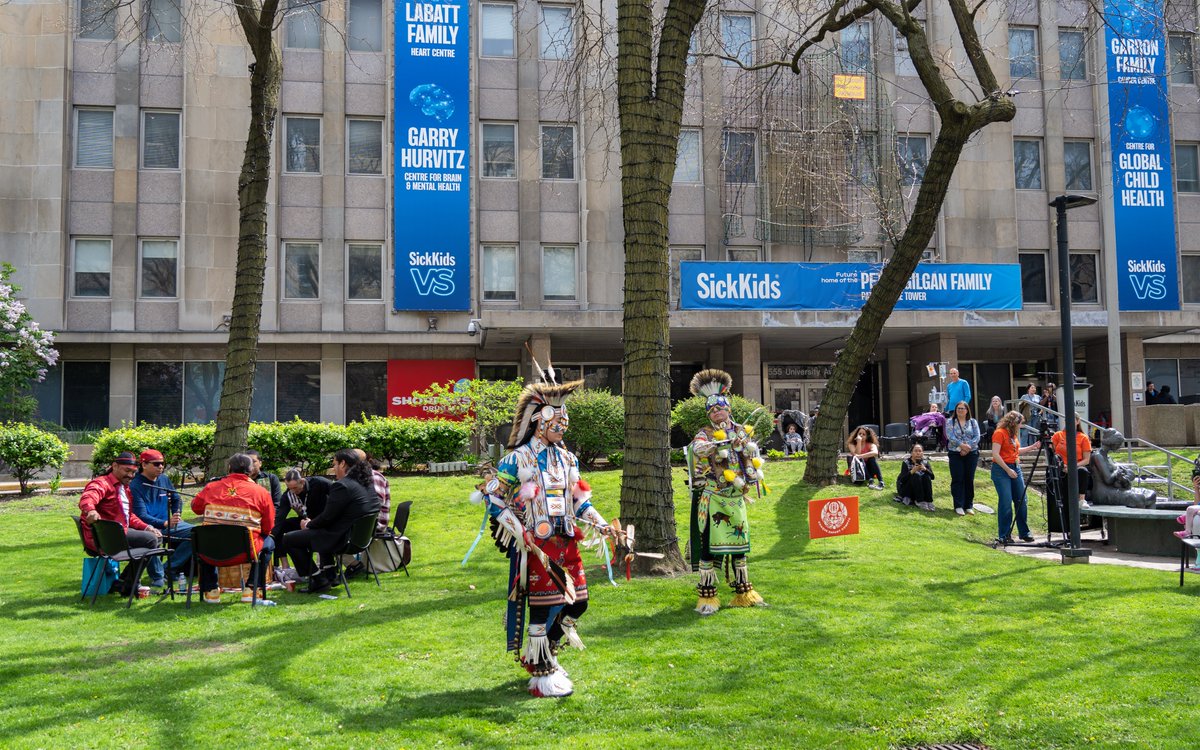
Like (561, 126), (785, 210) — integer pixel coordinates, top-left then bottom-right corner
(1018, 251), (1200, 305)
(70, 239), (385, 301)
(1009, 26), (1195, 84)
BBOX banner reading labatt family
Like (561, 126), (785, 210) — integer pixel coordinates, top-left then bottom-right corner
(393, 0), (470, 310)
(1104, 0), (1180, 310)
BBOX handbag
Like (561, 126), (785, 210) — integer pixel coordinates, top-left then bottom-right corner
(82, 557), (119, 597)
(849, 455), (867, 483)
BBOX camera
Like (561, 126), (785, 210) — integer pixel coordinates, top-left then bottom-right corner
(467, 318), (481, 337)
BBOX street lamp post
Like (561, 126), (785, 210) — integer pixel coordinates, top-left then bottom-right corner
(1051, 194), (1096, 563)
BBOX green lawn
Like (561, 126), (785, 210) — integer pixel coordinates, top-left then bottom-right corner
(2, 460), (1197, 749)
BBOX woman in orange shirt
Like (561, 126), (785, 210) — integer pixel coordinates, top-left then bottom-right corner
(990, 411), (1042, 543)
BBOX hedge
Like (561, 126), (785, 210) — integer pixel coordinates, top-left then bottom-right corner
(564, 389), (624, 468)
(91, 417), (471, 478)
(0, 422), (71, 493)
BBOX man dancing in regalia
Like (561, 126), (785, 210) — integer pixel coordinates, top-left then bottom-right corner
(482, 376), (615, 698)
(687, 369), (768, 615)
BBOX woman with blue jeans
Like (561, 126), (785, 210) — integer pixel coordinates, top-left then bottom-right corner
(945, 401), (981, 515)
(990, 411), (1042, 543)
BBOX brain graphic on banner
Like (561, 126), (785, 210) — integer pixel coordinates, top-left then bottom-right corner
(808, 496), (860, 539)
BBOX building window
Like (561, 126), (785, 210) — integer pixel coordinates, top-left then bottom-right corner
(481, 3), (515, 57)
(542, 245), (577, 301)
(721, 13), (754, 66)
(283, 242), (320, 299)
(583, 365), (622, 394)
(848, 248), (881, 263)
(727, 247), (761, 262)
(840, 21), (872, 72)
(347, 243), (382, 300)
(722, 131), (756, 184)
(670, 246), (702, 307)
(1059, 29), (1086, 80)
(1176, 144), (1199, 192)
(674, 129), (701, 183)
(250, 362), (276, 422)
(1145, 359), (1180, 399)
(479, 363), (519, 381)
(1069, 252), (1098, 303)
(75, 109), (114, 169)
(346, 362), (387, 420)
(63, 362), (110, 429)
(540, 125), (575, 179)
(147, 0), (182, 43)
(136, 361), (183, 425)
(896, 135), (927, 185)
(285, 117), (320, 173)
(276, 362), (321, 421)
(286, 0), (322, 48)
(894, 28), (916, 76)
(1013, 139), (1043, 190)
(1009, 27), (1039, 79)
(73, 238), (112, 297)
(79, 0), (116, 40)
(541, 5), (573, 59)
(140, 239), (178, 298)
(482, 244), (517, 301)
(482, 123), (516, 178)
(852, 133), (880, 187)
(1063, 140), (1092, 191)
(1183, 255), (1200, 304)
(1018, 251), (1048, 304)
(184, 361), (223, 423)
(347, 119), (382, 175)
(347, 0), (382, 51)
(1169, 34), (1195, 85)
(142, 111), (181, 169)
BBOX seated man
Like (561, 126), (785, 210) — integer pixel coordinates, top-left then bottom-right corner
(895, 443), (937, 511)
(1051, 413), (1092, 506)
(283, 449), (380, 594)
(247, 449), (283, 507)
(191, 453), (277, 606)
(129, 449), (192, 590)
(273, 468), (332, 566)
(79, 452), (163, 594)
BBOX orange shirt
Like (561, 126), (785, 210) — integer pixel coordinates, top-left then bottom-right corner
(192, 473), (275, 554)
(1052, 430), (1092, 463)
(991, 428), (1019, 466)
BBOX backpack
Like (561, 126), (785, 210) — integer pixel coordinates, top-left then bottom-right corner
(849, 455), (867, 483)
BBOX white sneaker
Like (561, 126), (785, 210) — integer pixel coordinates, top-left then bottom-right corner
(955, 508), (966, 516)
(966, 508), (976, 515)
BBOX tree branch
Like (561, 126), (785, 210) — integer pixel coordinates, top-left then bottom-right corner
(948, 0), (1001, 95)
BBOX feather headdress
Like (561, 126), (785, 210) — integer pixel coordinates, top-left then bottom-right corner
(508, 379), (584, 448)
(689, 368), (733, 411)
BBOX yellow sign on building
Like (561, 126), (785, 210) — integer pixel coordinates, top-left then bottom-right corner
(834, 74), (867, 100)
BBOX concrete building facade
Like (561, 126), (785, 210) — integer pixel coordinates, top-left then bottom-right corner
(1, 0), (1198, 437)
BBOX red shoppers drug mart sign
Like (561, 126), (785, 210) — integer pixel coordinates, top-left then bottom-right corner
(387, 359), (476, 419)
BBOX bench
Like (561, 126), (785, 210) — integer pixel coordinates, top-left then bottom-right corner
(1080, 505), (1181, 556)
(1180, 537), (1200, 587)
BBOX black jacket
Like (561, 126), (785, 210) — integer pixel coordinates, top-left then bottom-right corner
(277, 475), (332, 522)
(308, 477), (380, 539)
(253, 471), (282, 506)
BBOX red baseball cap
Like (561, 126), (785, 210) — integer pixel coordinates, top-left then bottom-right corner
(139, 449), (164, 463)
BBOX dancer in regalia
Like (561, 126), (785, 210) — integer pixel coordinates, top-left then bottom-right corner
(687, 369), (768, 615)
(481, 376), (615, 698)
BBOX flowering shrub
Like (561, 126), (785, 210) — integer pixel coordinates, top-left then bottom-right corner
(0, 264), (59, 422)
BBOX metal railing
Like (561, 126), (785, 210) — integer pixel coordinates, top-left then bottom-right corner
(1016, 399), (1196, 503)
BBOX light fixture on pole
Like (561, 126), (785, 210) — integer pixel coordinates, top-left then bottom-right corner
(1050, 193), (1096, 564)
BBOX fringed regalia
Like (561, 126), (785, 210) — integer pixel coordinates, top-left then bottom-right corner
(484, 378), (610, 698)
(686, 369), (768, 615)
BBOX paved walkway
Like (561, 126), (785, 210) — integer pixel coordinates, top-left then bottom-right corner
(1000, 529), (1182, 571)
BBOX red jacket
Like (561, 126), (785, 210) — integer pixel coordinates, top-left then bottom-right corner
(78, 473), (150, 551)
(192, 473), (276, 555)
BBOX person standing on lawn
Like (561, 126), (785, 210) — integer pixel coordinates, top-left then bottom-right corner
(129, 449), (193, 590)
(945, 401), (981, 515)
(688, 369), (768, 617)
(990, 411), (1042, 544)
(482, 375), (616, 698)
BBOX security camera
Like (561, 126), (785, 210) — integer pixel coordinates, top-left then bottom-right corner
(467, 318), (481, 336)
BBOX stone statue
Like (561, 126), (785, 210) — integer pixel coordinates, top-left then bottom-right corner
(1089, 428), (1156, 508)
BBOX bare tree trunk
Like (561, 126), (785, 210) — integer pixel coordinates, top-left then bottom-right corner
(207, 7), (281, 477)
(617, 0), (705, 574)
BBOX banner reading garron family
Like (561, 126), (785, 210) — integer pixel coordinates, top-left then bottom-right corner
(393, 0), (470, 310)
(1104, 0), (1180, 310)
(679, 262), (1022, 311)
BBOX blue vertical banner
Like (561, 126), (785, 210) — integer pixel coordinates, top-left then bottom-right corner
(1104, 0), (1180, 310)
(393, 0), (470, 310)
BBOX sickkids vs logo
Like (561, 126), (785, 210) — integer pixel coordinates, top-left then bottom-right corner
(408, 251), (456, 296)
(1126, 258), (1168, 300)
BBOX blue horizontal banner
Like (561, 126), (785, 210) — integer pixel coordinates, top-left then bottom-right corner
(679, 262), (1023, 311)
